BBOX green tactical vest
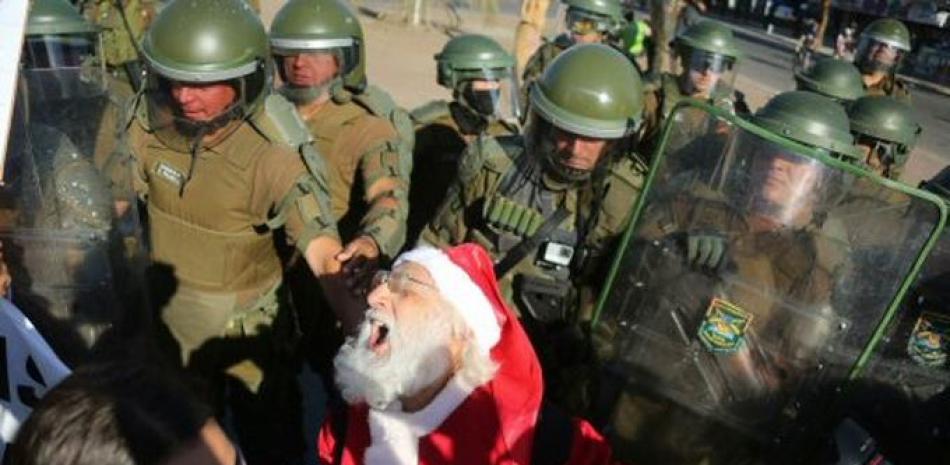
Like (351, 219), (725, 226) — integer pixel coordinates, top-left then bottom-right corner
(464, 136), (646, 321)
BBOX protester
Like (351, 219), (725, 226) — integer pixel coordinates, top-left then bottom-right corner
(318, 244), (616, 465)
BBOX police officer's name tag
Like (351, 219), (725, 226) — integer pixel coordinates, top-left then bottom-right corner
(907, 311), (950, 368)
(698, 298), (752, 354)
(155, 162), (185, 189)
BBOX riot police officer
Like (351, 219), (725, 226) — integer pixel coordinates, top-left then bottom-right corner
(270, 0), (413, 267)
(847, 95), (921, 180)
(408, 34), (519, 244)
(639, 20), (748, 158)
(13, 0), (140, 365)
(592, 91), (929, 465)
(520, 0), (625, 110)
(124, 0), (349, 461)
(794, 58), (867, 103)
(421, 43), (646, 412)
(854, 18), (912, 102)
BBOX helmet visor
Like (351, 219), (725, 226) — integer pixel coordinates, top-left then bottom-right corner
(457, 66), (521, 123)
(22, 34), (97, 69)
(681, 49), (738, 99)
(855, 36), (905, 74)
(273, 41), (360, 89)
(725, 131), (838, 229)
(144, 70), (263, 153)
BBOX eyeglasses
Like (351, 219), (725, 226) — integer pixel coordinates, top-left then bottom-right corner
(371, 269), (438, 294)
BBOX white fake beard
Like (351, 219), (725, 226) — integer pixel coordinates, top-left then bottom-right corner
(334, 308), (456, 411)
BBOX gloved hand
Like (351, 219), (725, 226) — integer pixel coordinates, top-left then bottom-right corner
(686, 231), (726, 269)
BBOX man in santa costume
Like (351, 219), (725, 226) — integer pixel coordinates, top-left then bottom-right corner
(318, 243), (615, 465)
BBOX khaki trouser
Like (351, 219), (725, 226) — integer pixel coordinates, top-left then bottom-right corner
(160, 280), (285, 393)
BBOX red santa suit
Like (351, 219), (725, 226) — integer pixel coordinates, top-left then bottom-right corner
(318, 244), (615, 465)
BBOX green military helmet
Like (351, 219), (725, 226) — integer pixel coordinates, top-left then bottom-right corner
(435, 34), (514, 90)
(848, 95), (921, 175)
(270, 0), (366, 93)
(141, 0), (271, 151)
(142, 0), (269, 84)
(528, 44), (643, 183)
(23, 0), (100, 70)
(530, 43), (643, 139)
(562, 0), (624, 38)
(27, 0), (98, 36)
(673, 20), (742, 60)
(753, 90), (863, 161)
(855, 18), (912, 75)
(673, 21), (741, 98)
(794, 58), (866, 103)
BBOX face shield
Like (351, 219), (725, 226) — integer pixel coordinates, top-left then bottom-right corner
(21, 32), (106, 103)
(272, 38), (361, 104)
(724, 131), (837, 229)
(22, 34), (97, 70)
(454, 66), (521, 124)
(854, 36), (906, 75)
(679, 47), (738, 99)
(564, 7), (615, 43)
(144, 66), (267, 154)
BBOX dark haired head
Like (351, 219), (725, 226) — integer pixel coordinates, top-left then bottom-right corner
(7, 362), (216, 465)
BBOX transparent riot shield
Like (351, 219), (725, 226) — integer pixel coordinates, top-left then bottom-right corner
(864, 218), (950, 402)
(21, 67), (115, 166)
(592, 101), (946, 463)
(0, 79), (148, 367)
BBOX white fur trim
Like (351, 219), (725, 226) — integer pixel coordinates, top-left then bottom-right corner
(366, 375), (477, 465)
(395, 247), (501, 354)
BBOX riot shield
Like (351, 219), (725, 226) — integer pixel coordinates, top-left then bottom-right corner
(0, 79), (147, 367)
(21, 67), (116, 166)
(592, 101), (946, 463)
(864, 212), (950, 402)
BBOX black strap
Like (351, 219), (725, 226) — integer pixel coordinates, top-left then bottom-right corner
(493, 204), (569, 278)
(531, 401), (575, 465)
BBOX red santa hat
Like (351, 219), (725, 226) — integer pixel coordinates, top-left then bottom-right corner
(394, 245), (503, 353)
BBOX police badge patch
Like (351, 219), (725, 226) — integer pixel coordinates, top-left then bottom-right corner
(699, 298), (752, 354)
(907, 311), (950, 368)
(154, 162), (185, 189)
